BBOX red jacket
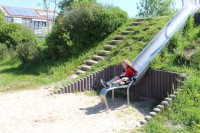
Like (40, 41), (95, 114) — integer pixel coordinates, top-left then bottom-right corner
(125, 66), (137, 77)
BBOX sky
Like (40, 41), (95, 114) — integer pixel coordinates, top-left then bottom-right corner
(0, 0), (183, 17)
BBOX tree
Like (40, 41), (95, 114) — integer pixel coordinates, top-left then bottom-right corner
(46, 1), (128, 58)
(58, 0), (96, 12)
(0, 11), (5, 26)
(38, 0), (58, 32)
(137, 0), (176, 17)
(42, 0), (51, 33)
(52, 0), (58, 23)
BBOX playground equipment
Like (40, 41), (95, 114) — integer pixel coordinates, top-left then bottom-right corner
(100, 0), (200, 110)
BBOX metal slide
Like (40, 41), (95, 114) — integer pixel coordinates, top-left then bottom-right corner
(100, 0), (200, 110)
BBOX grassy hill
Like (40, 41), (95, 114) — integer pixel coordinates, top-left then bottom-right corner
(0, 14), (199, 132)
(0, 16), (169, 92)
(137, 17), (200, 133)
(77, 16), (200, 132)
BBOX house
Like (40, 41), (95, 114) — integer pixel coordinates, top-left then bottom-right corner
(0, 5), (58, 37)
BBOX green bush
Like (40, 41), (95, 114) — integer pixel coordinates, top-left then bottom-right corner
(0, 11), (5, 26)
(46, 1), (128, 57)
(0, 43), (8, 60)
(16, 41), (41, 63)
(0, 23), (37, 49)
(167, 34), (181, 52)
(183, 16), (200, 41)
(191, 48), (200, 70)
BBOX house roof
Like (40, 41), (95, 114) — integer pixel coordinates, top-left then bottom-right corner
(0, 5), (58, 20)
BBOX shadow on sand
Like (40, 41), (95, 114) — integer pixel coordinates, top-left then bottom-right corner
(79, 95), (155, 116)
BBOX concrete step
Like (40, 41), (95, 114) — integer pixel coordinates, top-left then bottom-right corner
(114, 35), (125, 40)
(92, 55), (105, 61)
(104, 45), (116, 50)
(130, 22), (141, 26)
(136, 18), (146, 22)
(109, 40), (121, 45)
(84, 60), (98, 66)
(97, 50), (111, 56)
(76, 70), (86, 75)
(80, 65), (91, 71)
(121, 31), (133, 35)
(126, 26), (134, 31)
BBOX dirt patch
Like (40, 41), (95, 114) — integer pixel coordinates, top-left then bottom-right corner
(165, 121), (183, 131)
(185, 47), (196, 59)
(0, 89), (153, 133)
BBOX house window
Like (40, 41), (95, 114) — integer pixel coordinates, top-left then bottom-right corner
(22, 18), (31, 27)
(39, 21), (43, 27)
(6, 17), (13, 23)
(42, 22), (46, 27)
(34, 21), (39, 28)
(33, 21), (47, 28)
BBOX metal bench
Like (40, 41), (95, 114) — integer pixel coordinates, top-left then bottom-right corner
(99, 79), (136, 110)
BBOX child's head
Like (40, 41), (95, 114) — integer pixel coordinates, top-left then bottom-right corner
(122, 59), (132, 69)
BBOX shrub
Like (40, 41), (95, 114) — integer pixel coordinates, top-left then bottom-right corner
(16, 41), (41, 63)
(0, 23), (37, 49)
(191, 48), (200, 70)
(183, 16), (200, 41)
(8, 48), (18, 61)
(16, 42), (30, 63)
(167, 34), (181, 52)
(0, 43), (8, 60)
(0, 11), (5, 26)
(46, 25), (72, 58)
(46, 1), (128, 57)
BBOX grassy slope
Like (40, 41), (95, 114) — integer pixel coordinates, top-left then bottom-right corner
(82, 16), (200, 132)
(137, 26), (200, 132)
(0, 19), (136, 92)
(82, 17), (170, 74)
(1, 15), (199, 132)
(0, 17), (169, 93)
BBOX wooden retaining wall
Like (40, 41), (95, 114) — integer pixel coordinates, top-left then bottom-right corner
(56, 65), (186, 100)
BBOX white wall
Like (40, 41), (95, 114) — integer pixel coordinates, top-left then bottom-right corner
(13, 18), (22, 24)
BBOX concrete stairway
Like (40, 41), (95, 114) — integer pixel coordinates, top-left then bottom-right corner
(76, 20), (145, 75)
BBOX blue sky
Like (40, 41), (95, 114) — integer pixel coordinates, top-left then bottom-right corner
(0, 0), (183, 17)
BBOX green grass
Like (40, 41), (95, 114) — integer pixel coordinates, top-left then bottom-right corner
(0, 15), (199, 133)
(80, 16), (200, 133)
(134, 17), (200, 133)
(0, 18), (171, 92)
(0, 19), (138, 92)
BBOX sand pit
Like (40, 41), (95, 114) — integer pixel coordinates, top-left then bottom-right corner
(0, 89), (153, 133)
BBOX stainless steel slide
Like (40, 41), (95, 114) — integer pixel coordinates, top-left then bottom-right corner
(133, 0), (200, 82)
(100, 0), (200, 110)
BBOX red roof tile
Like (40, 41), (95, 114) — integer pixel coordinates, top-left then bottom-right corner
(0, 5), (58, 20)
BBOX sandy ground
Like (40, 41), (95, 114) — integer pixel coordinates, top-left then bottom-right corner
(0, 89), (152, 133)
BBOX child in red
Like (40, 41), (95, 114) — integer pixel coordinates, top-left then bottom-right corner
(101, 59), (137, 87)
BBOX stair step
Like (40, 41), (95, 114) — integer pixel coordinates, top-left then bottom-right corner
(97, 50), (111, 56)
(126, 27), (134, 31)
(76, 70), (86, 75)
(136, 18), (146, 22)
(110, 40), (121, 45)
(114, 35), (125, 40)
(84, 60), (98, 66)
(130, 22), (141, 26)
(92, 55), (105, 61)
(104, 45), (116, 50)
(80, 65), (91, 71)
(121, 31), (133, 35)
